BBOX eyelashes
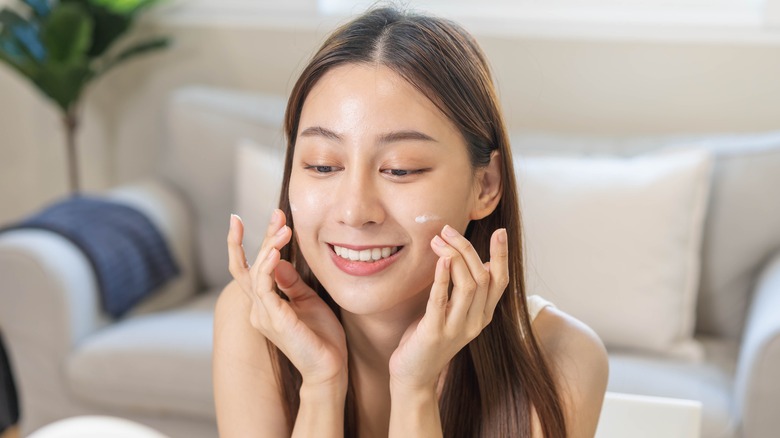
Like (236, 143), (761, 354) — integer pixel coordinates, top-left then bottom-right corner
(302, 164), (430, 179)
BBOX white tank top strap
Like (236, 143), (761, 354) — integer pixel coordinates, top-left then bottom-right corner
(526, 294), (555, 322)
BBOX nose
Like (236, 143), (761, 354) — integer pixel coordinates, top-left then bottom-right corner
(334, 169), (386, 228)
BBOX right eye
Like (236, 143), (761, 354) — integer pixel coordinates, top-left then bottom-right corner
(303, 164), (340, 174)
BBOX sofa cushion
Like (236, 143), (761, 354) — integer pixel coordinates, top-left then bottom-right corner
(234, 138), (285, 259)
(607, 338), (739, 438)
(164, 87), (287, 291)
(517, 148), (712, 358)
(66, 288), (221, 419)
(510, 130), (780, 340)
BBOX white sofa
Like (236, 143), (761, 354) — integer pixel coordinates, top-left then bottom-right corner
(1, 86), (779, 438)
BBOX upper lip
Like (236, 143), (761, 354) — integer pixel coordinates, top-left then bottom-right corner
(328, 243), (402, 250)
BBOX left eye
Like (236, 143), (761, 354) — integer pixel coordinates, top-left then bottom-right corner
(383, 169), (426, 177)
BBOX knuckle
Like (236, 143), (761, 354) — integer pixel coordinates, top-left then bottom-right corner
(476, 271), (490, 289)
(456, 239), (472, 252)
(462, 280), (477, 295)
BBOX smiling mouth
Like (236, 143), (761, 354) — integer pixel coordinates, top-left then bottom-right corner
(330, 244), (402, 262)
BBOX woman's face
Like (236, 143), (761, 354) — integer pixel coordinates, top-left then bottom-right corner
(289, 63), (481, 316)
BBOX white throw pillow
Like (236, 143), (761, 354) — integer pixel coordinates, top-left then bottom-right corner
(234, 138), (285, 261)
(516, 148), (713, 359)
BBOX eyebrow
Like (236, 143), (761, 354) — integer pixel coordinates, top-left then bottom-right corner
(299, 126), (438, 145)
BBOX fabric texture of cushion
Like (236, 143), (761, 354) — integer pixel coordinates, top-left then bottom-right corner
(517, 148), (713, 358)
(65, 289), (221, 419)
(509, 130), (780, 340)
(0, 196), (181, 318)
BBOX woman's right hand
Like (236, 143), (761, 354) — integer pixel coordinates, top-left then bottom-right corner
(227, 210), (348, 392)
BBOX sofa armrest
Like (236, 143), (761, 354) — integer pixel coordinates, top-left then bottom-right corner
(0, 177), (197, 347)
(735, 250), (780, 437)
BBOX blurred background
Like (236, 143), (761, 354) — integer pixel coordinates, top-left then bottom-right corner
(1, 1), (780, 437)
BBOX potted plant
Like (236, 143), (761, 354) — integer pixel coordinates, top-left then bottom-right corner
(0, 0), (170, 194)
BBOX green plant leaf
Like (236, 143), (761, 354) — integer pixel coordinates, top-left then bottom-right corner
(33, 60), (92, 112)
(1, 9), (47, 62)
(89, 0), (161, 15)
(83, 3), (132, 57)
(0, 9), (27, 30)
(0, 37), (39, 77)
(98, 35), (168, 75)
(42, 3), (93, 64)
(22, 0), (51, 18)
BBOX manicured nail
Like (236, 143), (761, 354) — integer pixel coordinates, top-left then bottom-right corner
(271, 209), (280, 223)
(229, 214), (238, 229)
(498, 228), (507, 243)
(432, 235), (447, 247)
(275, 225), (287, 236)
(442, 225), (458, 238)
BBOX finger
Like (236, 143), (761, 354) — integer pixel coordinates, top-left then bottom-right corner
(439, 225), (494, 325)
(484, 228), (509, 319)
(439, 225), (491, 292)
(249, 209), (292, 279)
(424, 256), (451, 330)
(431, 234), (476, 326)
(253, 247), (295, 332)
(227, 214), (253, 293)
(274, 259), (318, 302)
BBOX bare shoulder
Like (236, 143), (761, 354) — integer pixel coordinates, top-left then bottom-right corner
(532, 305), (609, 438)
(213, 280), (288, 437)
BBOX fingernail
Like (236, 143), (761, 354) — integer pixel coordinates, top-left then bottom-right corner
(498, 228), (507, 243)
(432, 235), (447, 247)
(229, 214), (238, 229)
(275, 225), (287, 236)
(271, 209), (280, 222)
(442, 225), (458, 238)
(267, 247), (277, 261)
(443, 256), (451, 269)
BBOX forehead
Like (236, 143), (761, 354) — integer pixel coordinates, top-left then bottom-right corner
(299, 63), (462, 141)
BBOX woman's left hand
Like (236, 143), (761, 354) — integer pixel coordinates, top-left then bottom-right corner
(388, 225), (509, 392)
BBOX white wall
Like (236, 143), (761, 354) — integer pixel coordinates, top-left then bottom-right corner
(1, 16), (780, 224)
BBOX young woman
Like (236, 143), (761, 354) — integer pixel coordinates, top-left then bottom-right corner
(214, 6), (608, 437)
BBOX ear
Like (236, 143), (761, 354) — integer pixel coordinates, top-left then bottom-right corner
(470, 150), (503, 220)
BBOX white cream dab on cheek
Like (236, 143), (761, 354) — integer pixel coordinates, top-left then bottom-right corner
(415, 214), (440, 224)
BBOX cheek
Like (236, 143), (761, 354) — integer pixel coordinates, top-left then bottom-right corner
(288, 174), (332, 233)
(398, 189), (474, 236)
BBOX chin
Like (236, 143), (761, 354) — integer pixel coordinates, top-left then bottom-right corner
(324, 281), (431, 318)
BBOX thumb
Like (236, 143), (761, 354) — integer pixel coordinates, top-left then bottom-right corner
(274, 260), (316, 301)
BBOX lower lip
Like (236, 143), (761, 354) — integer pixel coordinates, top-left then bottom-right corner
(329, 246), (402, 276)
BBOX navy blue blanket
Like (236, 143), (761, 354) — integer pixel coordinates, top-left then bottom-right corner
(0, 195), (180, 318)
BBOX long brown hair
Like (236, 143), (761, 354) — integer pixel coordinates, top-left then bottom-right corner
(270, 6), (566, 437)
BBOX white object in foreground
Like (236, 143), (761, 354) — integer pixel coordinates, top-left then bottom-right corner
(596, 392), (702, 438)
(27, 415), (170, 438)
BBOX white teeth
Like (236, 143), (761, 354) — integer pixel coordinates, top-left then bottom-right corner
(333, 245), (399, 262)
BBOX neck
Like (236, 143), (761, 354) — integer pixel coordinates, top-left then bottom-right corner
(341, 290), (428, 373)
